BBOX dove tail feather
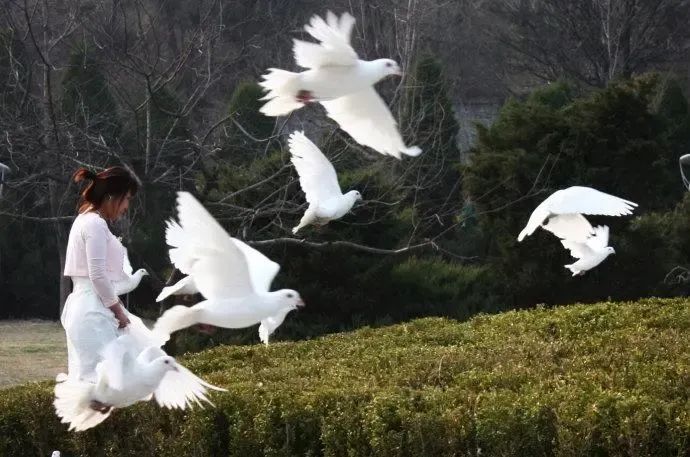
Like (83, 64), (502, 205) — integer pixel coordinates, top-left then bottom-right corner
(261, 97), (304, 117)
(517, 228), (530, 242)
(156, 285), (177, 302)
(156, 276), (198, 302)
(258, 322), (270, 346)
(517, 221), (541, 242)
(401, 146), (422, 157)
(54, 378), (110, 431)
(564, 263), (584, 277)
(153, 305), (202, 338)
(292, 207), (318, 234)
(259, 69), (304, 116)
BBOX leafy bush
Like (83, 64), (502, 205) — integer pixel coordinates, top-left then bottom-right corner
(2, 297), (690, 456)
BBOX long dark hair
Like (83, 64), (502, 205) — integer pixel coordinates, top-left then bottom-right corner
(73, 166), (140, 214)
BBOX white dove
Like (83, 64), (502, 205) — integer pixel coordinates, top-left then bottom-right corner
(53, 319), (225, 432)
(289, 131), (361, 234)
(559, 225), (616, 276)
(112, 247), (148, 296)
(152, 192), (305, 342)
(259, 11), (421, 159)
(518, 186), (638, 275)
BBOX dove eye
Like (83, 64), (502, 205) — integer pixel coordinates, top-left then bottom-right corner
(287, 293), (294, 298)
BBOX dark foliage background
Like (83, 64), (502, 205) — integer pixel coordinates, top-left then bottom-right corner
(0, 0), (689, 352)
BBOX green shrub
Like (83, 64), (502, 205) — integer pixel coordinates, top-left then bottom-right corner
(463, 75), (690, 308)
(2, 297), (690, 455)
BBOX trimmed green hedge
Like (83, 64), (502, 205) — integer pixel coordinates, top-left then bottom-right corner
(2, 297), (690, 456)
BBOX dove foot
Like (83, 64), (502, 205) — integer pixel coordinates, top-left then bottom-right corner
(89, 400), (112, 414)
(296, 90), (315, 104)
(196, 323), (217, 335)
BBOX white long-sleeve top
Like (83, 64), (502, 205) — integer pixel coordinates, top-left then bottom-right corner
(63, 212), (126, 307)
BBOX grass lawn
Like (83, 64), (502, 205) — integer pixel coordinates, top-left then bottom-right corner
(0, 320), (66, 387)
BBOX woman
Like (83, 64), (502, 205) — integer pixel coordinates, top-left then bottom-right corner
(62, 166), (140, 388)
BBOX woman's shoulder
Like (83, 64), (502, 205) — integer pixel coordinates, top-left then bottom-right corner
(77, 211), (109, 231)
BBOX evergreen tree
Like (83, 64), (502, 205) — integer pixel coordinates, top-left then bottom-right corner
(402, 55), (463, 241)
(219, 81), (275, 163)
(61, 47), (120, 141)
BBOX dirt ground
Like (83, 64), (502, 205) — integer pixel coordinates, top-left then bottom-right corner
(0, 320), (67, 388)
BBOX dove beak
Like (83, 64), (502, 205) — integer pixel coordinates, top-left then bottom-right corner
(393, 66), (402, 76)
(297, 299), (306, 309)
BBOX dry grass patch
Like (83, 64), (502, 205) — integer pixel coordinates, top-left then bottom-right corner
(0, 320), (66, 387)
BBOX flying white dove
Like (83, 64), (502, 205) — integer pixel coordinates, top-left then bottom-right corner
(517, 186), (638, 275)
(259, 11), (421, 159)
(53, 318), (225, 432)
(289, 131), (361, 234)
(112, 247), (148, 296)
(152, 192), (305, 342)
(559, 224), (616, 276)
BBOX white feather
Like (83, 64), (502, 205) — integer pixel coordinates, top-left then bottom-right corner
(153, 192), (304, 340)
(321, 88), (422, 159)
(155, 275), (199, 302)
(585, 225), (610, 251)
(258, 12), (421, 158)
(287, 131), (361, 233)
(258, 306), (296, 345)
(541, 213), (594, 243)
(289, 131), (342, 204)
(294, 11), (358, 69)
(519, 187), (635, 276)
(518, 186), (637, 241)
(172, 192), (257, 300)
(54, 329), (225, 431)
(112, 247), (148, 296)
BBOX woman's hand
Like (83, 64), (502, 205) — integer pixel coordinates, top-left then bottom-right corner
(108, 301), (131, 329)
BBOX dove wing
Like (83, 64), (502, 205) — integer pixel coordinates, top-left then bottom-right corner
(293, 11), (358, 69)
(171, 192), (256, 299)
(321, 88), (421, 158)
(585, 225), (610, 251)
(549, 186), (637, 217)
(542, 214), (594, 243)
(288, 130), (342, 204)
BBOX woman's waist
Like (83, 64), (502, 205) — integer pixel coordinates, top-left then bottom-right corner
(70, 276), (121, 293)
(64, 264), (124, 278)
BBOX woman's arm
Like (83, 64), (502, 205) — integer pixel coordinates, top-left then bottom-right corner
(83, 216), (130, 328)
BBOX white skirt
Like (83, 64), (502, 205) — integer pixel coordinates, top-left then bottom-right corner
(61, 277), (121, 382)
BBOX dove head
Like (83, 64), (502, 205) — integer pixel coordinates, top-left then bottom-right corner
(276, 289), (305, 310)
(346, 190), (363, 203)
(151, 356), (179, 375)
(135, 268), (148, 278)
(372, 59), (402, 79)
